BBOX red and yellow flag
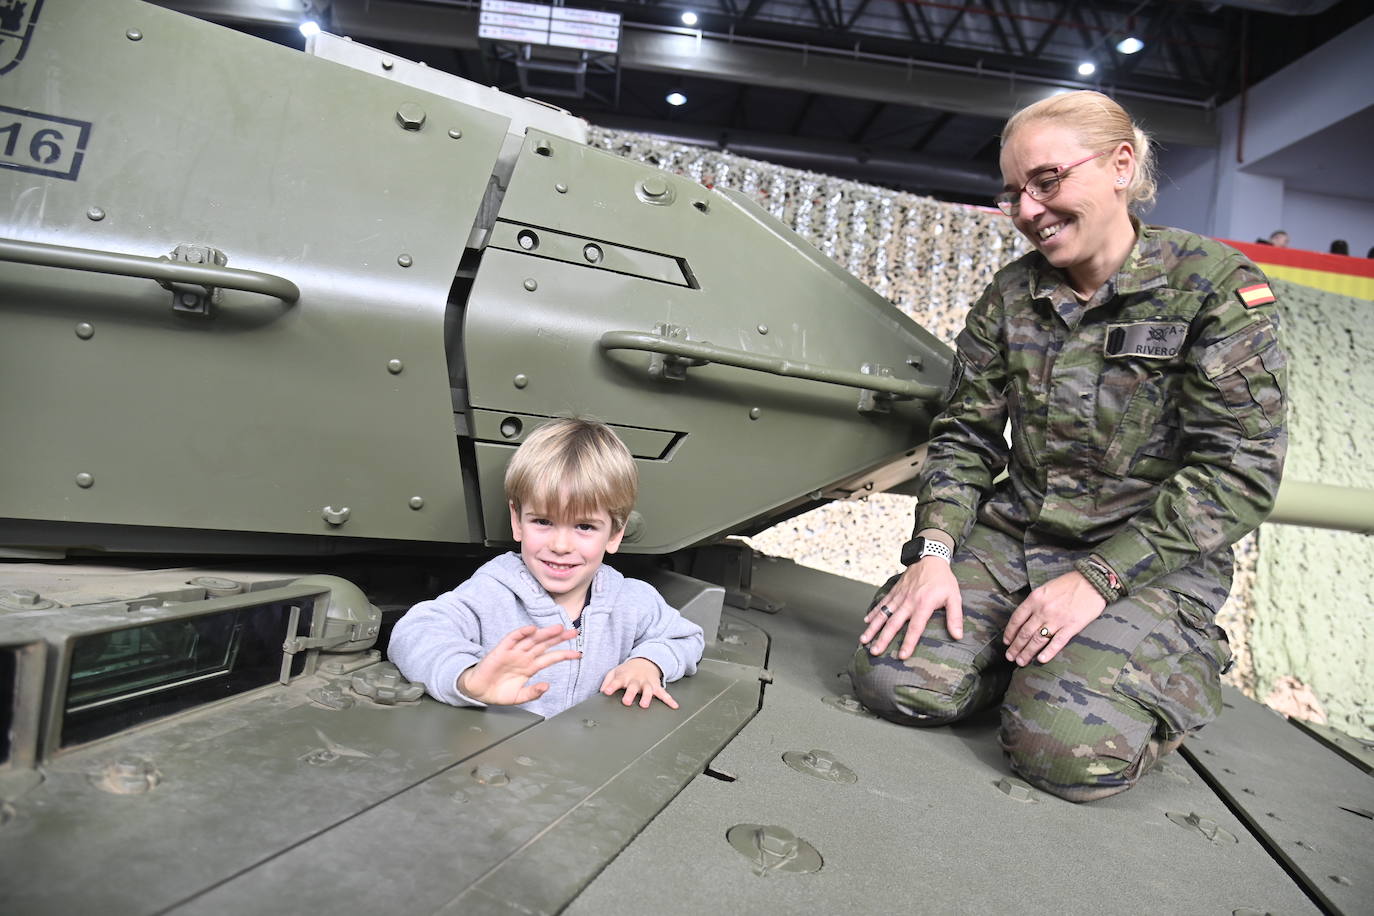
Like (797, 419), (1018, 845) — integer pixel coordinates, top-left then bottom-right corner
(1224, 240), (1374, 302)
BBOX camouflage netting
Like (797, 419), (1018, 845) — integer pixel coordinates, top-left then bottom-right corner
(590, 126), (1372, 740)
(1251, 281), (1374, 740)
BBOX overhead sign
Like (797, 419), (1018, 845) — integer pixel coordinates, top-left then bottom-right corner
(479, 1), (621, 54)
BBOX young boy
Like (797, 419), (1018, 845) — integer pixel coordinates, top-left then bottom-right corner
(389, 417), (704, 718)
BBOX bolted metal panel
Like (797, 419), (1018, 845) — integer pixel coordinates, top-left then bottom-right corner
(160, 656), (767, 916)
(0, 659), (542, 915)
(465, 131), (952, 553)
(571, 558), (1323, 916)
(0, 0), (507, 547)
(1181, 688), (1374, 915)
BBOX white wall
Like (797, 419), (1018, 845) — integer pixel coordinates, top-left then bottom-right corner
(1150, 144), (1217, 236)
(1159, 15), (1374, 248)
(1282, 190), (1374, 257)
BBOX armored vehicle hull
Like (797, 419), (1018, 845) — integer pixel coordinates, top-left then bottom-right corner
(0, 3), (1369, 914)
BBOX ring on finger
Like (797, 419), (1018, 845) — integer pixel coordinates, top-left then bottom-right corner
(1038, 625), (1053, 639)
(879, 604), (893, 618)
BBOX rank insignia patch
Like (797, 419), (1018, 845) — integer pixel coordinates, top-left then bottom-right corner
(1237, 283), (1276, 308)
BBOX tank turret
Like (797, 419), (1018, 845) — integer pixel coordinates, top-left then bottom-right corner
(0, 4), (1365, 915)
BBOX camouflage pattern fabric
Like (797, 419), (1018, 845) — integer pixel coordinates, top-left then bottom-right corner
(909, 224), (1287, 610)
(860, 225), (1284, 801)
(849, 526), (1232, 802)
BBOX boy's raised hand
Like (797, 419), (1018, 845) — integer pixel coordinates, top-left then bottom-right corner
(457, 624), (580, 706)
(600, 657), (678, 709)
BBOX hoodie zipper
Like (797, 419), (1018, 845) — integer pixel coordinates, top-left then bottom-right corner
(568, 613), (586, 707)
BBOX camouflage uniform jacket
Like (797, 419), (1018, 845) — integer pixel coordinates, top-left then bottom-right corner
(912, 224), (1287, 608)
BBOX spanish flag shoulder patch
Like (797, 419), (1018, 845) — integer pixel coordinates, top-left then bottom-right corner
(1237, 283), (1276, 308)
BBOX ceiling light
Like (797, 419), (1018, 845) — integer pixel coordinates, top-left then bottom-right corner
(1115, 36), (1144, 55)
(1077, 61), (1096, 76)
(666, 91), (687, 106)
(298, 19), (321, 37)
(681, 11), (698, 26)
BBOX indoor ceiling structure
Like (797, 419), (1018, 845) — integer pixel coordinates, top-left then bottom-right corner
(158, 0), (1371, 203)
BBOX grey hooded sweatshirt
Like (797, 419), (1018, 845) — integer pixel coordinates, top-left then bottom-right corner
(388, 552), (704, 718)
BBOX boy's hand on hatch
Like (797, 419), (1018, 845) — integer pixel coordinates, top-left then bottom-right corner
(600, 658), (678, 709)
(457, 624), (580, 706)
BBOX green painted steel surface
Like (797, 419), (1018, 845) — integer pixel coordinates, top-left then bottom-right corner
(573, 559), (1326, 916)
(1270, 479), (1374, 534)
(171, 661), (765, 915)
(0, 576), (765, 915)
(0, 0), (505, 546)
(0, 5), (1366, 915)
(466, 136), (950, 552)
(1182, 688), (1374, 915)
(0, 663), (543, 915)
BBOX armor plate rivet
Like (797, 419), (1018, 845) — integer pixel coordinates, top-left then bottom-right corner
(397, 254), (413, 268)
(387, 359), (404, 374)
(126, 28), (142, 41)
(395, 103), (426, 130)
(87, 207), (105, 221)
(75, 472), (94, 488)
(523, 278), (537, 292)
(448, 128), (462, 139)
(75, 322), (95, 340)
(555, 182), (568, 193)
(409, 496), (424, 510)
(749, 407), (761, 420)
(757, 324), (768, 334)
(512, 375), (528, 390)
(381, 58), (394, 70)
(322, 506), (351, 525)
(473, 765), (509, 786)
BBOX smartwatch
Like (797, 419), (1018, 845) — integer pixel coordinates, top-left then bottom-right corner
(900, 536), (953, 567)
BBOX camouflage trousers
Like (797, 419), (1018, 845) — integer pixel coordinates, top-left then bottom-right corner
(848, 525), (1231, 802)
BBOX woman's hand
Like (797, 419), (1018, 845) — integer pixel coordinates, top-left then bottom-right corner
(457, 623), (580, 705)
(859, 558), (963, 659)
(1003, 570), (1106, 666)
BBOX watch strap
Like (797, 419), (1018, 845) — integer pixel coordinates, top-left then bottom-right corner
(900, 536), (953, 566)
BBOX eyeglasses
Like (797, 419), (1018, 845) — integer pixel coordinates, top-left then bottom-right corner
(994, 150), (1108, 216)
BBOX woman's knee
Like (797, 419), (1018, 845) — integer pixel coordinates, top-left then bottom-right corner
(999, 674), (1156, 802)
(848, 645), (1000, 726)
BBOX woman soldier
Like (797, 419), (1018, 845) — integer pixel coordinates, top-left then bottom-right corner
(849, 91), (1287, 802)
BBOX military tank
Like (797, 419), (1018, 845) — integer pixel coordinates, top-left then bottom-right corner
(0, 2), (1368, 914)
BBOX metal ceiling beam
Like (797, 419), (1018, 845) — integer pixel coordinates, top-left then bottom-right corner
(996, 0), (1031, 58)
(618, 24), (1218, 146)
(1029, 0), (1073, 57)
(791, 93), (818, 133)
(155, 0), (1220, 147)
(849, 101), (886, 143)
(845, 0), (876, 32)
(910, 110), (955, 152)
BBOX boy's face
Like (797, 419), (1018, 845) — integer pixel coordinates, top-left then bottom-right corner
(509, 502), (625, 615)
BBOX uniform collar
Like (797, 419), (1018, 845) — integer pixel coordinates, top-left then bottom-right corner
(1028, 220), (1166, 328)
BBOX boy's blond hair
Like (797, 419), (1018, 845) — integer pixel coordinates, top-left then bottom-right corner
(504, 417), (638, 532)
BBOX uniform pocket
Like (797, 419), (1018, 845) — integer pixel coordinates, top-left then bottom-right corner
(1006, 383), (1040, 472)
(1098, 360), (1180, 479)
(1198, 322), (1285, 439)
(1114, 593), (1228, 738)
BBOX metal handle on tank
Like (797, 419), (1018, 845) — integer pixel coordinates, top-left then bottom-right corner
(0, 238), (301, 303)
(599, 329), (940, 400)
